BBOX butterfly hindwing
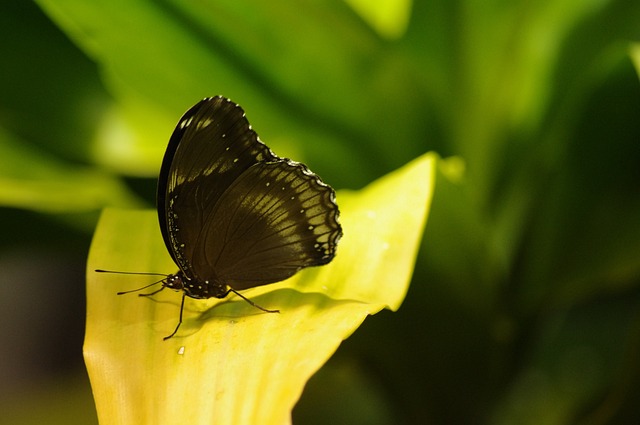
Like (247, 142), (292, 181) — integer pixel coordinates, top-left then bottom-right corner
(193, 160), (341, 290)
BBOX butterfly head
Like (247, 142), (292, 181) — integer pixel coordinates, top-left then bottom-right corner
(163, 273), (186, 291)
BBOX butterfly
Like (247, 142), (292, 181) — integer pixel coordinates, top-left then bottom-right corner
(98, 96), (342, 339)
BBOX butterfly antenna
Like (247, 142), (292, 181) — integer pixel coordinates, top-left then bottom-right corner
(95, 269), (168, 277)
(228, 288), (280, 313)
(94, 269), (168, 295)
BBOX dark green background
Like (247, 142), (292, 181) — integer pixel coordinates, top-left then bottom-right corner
(1, 1), (640, 424)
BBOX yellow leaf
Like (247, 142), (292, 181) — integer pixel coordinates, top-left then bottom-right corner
(85, 152), (436, 425)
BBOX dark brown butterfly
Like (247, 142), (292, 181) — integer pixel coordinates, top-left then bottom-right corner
(98, 96), (342, 339)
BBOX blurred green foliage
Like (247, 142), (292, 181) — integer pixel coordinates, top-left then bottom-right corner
(1, 0), (640, 424)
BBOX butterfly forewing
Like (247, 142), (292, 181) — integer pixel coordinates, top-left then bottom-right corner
(158, 97), (277, 274)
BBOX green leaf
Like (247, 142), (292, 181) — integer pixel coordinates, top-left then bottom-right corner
(35, 0), (427, 185)
(85, 152), (436, 425)
(343, 0), (413, 39)
(0, 126), (144, 213)
(631, 42), (640, 78)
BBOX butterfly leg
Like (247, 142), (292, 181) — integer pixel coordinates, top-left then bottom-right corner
(138, 286), (166, 297)
(228, 288), (280, 314)
(163, 292), (186, 340)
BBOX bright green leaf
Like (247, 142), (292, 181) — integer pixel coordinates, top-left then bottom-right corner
(631, 42), (640, 79)
(0, 126), (144, 213)
(35, 0), (425, 184)
(343, 0), (412, 39)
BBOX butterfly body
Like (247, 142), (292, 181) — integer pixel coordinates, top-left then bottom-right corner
(162, 272), (230, 299)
